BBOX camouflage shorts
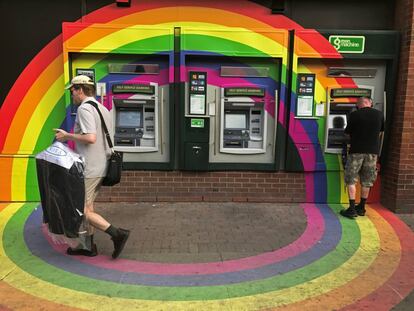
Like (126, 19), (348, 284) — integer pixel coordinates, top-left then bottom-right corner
(344, 153), (378, 187)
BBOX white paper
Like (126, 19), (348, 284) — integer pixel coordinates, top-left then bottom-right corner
(297, 96), (313, 117)
(190, 94), (205, 115)
(316, 102), (325, 117)
(96, 83), (106, 96)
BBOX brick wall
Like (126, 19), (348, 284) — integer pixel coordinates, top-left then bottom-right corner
(382, 0), (414, 212)
(97, 171), (306, 203)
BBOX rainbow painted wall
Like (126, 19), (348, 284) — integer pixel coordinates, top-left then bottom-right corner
(0, 0), (382, 203)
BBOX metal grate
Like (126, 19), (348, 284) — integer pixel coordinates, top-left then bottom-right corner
(108, 64), (160, 75)
(220, 66), (269, 77)
(327, 67), (377, 78)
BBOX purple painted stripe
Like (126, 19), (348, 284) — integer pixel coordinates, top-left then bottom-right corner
(44, 203), (324, 275)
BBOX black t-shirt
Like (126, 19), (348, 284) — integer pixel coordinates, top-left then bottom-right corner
(345, 107), (384, 154)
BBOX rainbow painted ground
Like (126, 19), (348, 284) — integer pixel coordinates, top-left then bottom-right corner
(1, 202), (414, 310)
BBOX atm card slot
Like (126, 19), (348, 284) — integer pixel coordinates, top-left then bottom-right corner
(224, 141), (242, 148)
(115, 139), (134, 146)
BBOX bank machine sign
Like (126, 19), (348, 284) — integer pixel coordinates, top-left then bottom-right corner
(329, 35), (365, 54)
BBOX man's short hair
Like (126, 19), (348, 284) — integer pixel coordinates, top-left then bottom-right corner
(358, 96), (373, 106)
(78, 84), (96, 97)
(358, 96), (373, 102)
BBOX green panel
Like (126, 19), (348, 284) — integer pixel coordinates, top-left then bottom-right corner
(184, 142), (209, 171)
(183, 117), (209, 143)
(320, 30), (399, 59)
(329, 35), (365, 54)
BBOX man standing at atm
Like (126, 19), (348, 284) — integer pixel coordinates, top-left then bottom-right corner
(55, 75), (130, 258)
(340, 96), (384, 219)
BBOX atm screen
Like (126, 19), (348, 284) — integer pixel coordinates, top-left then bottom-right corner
(225, 113), (247, 129)
(117, 109), (142, 127)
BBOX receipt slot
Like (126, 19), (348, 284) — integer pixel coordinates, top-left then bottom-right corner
(220, 87), (267, 154)
(112, 83), (158, 152)
(325, 87), (373, 153)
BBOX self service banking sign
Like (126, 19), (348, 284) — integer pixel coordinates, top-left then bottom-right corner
(329, 35), (365, 53)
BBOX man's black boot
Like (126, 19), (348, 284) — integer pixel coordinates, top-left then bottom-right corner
(355, 205), (366, 216)
(67, 243), (98, 257)
(340, 207), (358, 219)
(111, 228), (130, 259)
(355, 198), (367, 216)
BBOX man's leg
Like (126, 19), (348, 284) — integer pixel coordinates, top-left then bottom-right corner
(84, 201), (110, 231)
(341, 154), (363, 219)
(355, 186), (370, 216)
(340, 184), (358, 218)
(68, 178), (130, 258)
(85, 179), (130, 259)
(356, 154), (377, 216)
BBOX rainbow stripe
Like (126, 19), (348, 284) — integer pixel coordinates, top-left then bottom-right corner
(1, 202), (414, 309)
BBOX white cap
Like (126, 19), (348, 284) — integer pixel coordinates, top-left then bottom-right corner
(65, 75), (95, 89)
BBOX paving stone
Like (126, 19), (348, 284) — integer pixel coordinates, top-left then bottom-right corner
(93, 202), (307, 263)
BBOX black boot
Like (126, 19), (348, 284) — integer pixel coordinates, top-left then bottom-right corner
(355, 198), (367, 216)
(67, 243), (97, 257)
(111, 228), (130, 259)
(340, 199), (357, 219)
(340, 207), (358, 219)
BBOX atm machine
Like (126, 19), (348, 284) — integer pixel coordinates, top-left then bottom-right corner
(220, 87), (267, 154)
(325, 86), (374, 153)
(110, 82), (159, 152)
(181, 59), (279, 170)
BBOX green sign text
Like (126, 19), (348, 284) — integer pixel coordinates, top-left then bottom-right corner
(191, 119), (205, 128)
(112, 84), (155, 94)
(329, 35), (365, 54)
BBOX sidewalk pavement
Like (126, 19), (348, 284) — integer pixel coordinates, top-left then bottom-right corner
(1, 201), (414, 310)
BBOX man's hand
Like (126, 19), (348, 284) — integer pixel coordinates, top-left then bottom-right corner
(54, 128), (96, 144)
(54, 128), (69, 142)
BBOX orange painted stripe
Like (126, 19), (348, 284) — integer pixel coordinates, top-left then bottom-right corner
(0, 160), (13, 202)
(0, 281), (82, 311)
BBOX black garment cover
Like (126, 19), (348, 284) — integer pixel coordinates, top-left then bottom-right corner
(36, 144), (85, 238)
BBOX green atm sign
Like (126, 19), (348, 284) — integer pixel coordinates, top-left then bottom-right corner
(191, 118), (205, 128)
(329, 35), (365, 54)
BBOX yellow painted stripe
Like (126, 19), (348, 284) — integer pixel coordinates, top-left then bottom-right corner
(10, 158), (30, 201)
(19, 75), (65, 152)
(0, 204), (384, 310)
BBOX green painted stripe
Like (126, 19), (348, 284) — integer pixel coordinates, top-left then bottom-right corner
(3, 203), (360, 301)
(26, 96), (67, 201)
(326, 171), (343, 203)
